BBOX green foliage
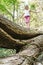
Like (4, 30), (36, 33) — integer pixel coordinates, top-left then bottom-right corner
(30, 4), (36, 10)
(0, 4), (12, 16)
(0, 0), (20, 20)
(0, 48), (16, 58)
(3, 0), (18, 10)
(4, 0), (16, 5)
(30, 2), (38, 10)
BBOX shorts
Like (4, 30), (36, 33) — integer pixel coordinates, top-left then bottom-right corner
(24, 16), (30, 24)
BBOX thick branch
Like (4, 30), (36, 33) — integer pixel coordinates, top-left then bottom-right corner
(0, 35), (43, 65)
(0, 28), (43, 50)
(0, 15), (43, 40)
(0, 28), (25, 49)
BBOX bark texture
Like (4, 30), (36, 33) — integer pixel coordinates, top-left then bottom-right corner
(0, 15), (43, 65)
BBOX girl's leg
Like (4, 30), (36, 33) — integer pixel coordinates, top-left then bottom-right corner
(26, 17), (30, 29)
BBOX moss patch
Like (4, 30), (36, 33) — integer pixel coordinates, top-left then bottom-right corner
(0, 48), (16, 58)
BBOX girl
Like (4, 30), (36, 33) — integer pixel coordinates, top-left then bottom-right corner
(21, 5), (38, 29)
(22, 5), (30, 29)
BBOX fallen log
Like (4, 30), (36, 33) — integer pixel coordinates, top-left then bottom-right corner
(0, 15), (43, 65)
(0, 35), (43, 65)
(0, 15), (43, 40)
(0, 28), (24, 50)
(19, 35), (43, 56)
(0, 28), (43, 50)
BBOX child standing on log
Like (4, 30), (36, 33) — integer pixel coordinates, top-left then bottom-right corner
(22, 5), (30, 29)
(21, 5), (38, 29)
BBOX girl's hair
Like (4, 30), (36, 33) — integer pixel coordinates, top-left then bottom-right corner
(25, 5), (29, 10)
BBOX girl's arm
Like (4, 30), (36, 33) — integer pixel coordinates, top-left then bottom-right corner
(29, 10), (39, 13)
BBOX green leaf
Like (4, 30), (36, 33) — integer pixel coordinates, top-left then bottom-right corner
(30, 3), (36, 10)
(0, 4), (13, 16)
(3, 0), (17, 5)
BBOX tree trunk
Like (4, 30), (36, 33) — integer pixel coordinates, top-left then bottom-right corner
(0, 15), (43, 65)
(0, 15), (43, 40)
(0, 35), (43, 65)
